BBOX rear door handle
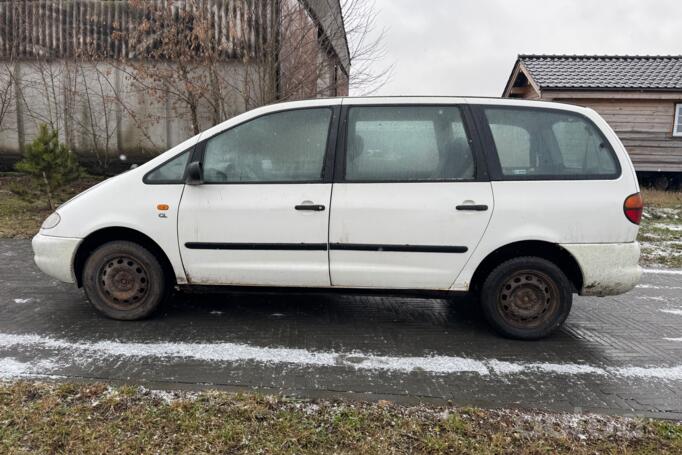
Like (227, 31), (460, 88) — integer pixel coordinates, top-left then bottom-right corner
(456, 204), (489, 211)
(295, 204), (326, 212)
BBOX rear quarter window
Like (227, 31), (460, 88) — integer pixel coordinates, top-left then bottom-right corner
(483, 107), (620, 179)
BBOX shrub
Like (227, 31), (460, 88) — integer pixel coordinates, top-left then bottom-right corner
(15, 124), (83, 210)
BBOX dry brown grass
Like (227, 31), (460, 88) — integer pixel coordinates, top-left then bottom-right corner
(641, 189), (682, 208)
(0, 382), (680, 455)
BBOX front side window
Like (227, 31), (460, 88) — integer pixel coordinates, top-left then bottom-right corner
(345, 106), (475, 181)
(203, 108), (332, 183)
(144, 150), (191, 183)
(674, 104), (682, 137)
(484, 107), (619, 179)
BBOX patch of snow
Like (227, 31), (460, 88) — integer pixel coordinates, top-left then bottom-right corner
(519, 412), (641, 440)
(637, 284), (682, 290)
(355, 355), (488, 375)
(488, 360), (606, 376)
(145, 388), (180, 404)
(0, 333), (488, 375)
(529, 363), (607, 376)
(0, 357), (59, 380)
(0, 358), (33, 379)
(487, 359), (525, 375)
(13, 298), (33, 304)
(653, 223), (682, 232)
(615, 365), (682, 379)
(635, 295), (667, 302)
(1, 332), (682, 380)
(641, 243), (682, 260)
(660, 309), (682, 316)
(642, 268), (682, 275)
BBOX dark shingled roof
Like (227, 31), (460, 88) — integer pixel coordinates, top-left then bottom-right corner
(518, 55), (682, 91)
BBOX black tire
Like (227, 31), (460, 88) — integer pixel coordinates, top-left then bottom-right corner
(480, 257), (572, 340)
(82, 240), (167, 320)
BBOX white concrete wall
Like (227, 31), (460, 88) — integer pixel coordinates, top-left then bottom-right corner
(0, 60), (256, 169)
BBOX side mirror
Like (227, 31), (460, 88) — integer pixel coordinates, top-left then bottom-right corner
(186, 161), (203, 185)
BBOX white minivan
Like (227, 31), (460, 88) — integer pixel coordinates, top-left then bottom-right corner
(32, 97), (642, 339)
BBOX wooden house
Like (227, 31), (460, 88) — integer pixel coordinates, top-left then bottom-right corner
(503, 55), (682, 189)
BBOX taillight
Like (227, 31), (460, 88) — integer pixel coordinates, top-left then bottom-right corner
(624, 193), (643, 225)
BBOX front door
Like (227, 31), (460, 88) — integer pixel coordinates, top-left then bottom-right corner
(178, 106), (337, 287)
(329, 104), (494, 289)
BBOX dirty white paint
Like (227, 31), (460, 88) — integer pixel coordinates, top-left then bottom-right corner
(1, 332), (682, 381)
(561, 243), (641, 296)
(664, 338), (682, 343)
(13, 298), (33, 304)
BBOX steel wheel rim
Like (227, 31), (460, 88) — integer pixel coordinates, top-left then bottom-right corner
(98, 255), (149, 310)
(497, 269), (559, 329)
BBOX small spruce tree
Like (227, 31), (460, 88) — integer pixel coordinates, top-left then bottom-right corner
(15, 124), (83, 210)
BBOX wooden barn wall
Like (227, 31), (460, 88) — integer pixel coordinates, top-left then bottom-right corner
(0, 0), (274, 61)
(550, 98), (682, 173)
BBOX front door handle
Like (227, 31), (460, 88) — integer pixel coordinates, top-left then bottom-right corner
(295, 204), (326, 212)
(456, 204), (489, 211)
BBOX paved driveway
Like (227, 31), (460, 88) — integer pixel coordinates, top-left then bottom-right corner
(1, 239), (681, 419)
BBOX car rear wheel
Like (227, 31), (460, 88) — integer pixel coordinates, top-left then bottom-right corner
(480, 257), (572, 340)
(82, 241), (167, 320)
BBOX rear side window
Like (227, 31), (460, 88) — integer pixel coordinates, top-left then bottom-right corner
(484, 108), (619, 179)
(345, 106), (475, 182)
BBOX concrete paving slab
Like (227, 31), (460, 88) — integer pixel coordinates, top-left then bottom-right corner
(1, 239), (681, 419)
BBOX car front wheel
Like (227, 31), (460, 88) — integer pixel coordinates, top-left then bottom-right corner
(82, 240), (167, 320)
(480, 257), (572, 340)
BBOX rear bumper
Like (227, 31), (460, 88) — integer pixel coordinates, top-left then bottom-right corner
(561, 242), (641, 296)
(32, 233), (82, 284)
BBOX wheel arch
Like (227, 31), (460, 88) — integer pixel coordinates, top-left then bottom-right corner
(469, 240), (584, 294)
(73, 227), (177, 288)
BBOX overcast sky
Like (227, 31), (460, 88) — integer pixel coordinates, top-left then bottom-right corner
(359, 0), (682, 97)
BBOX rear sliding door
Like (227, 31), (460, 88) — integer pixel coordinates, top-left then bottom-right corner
(329, 104), (494, 289)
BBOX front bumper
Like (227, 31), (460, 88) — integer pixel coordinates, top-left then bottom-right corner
(561, 242), (642, 296)
(32, 233), (82, 284)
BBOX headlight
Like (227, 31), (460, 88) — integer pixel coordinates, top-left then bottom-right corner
(41, 212), (61, 230)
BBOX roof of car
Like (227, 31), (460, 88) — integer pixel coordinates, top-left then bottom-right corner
(247, 96), (590, 114)
(515, 55), (682, 91)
